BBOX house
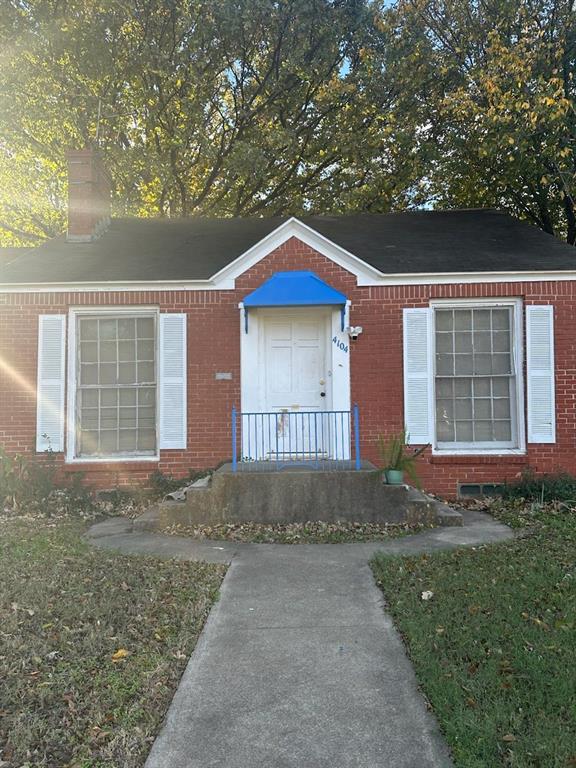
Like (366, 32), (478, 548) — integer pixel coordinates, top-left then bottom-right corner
(1, 147), (575, 498)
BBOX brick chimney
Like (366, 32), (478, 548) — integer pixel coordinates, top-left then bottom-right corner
(66, 147), (111, 242)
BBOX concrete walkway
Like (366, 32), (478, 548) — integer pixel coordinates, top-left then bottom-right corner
(86, 511), (513, 768)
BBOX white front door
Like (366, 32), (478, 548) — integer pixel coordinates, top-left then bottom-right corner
(264, 314), (327, 413)
(259, 311), (329, 459)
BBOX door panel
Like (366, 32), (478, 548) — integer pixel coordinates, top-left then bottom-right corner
(262, 313), (327, 458)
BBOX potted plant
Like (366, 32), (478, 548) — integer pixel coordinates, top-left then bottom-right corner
(377, 430), (429, 486)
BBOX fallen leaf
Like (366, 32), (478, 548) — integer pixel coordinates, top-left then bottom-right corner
(111, 648), (129, 662)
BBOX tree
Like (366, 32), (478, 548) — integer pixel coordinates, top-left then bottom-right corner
(388, 0), (576, 243)
(0, 0), (416, 244)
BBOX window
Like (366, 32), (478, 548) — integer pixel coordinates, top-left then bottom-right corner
(433, 303), (520, 450)
(75, 314), (157, 457)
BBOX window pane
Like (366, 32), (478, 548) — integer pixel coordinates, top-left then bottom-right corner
(494, 398), (511, 419)
(493, 331), (510, 352)
(436, 378), (454, 398)
(138, 361), (155, 382)
(79, 319), (98, 341)
(137, 339), (155, 360)
(473, 378), (491, 397)
(100, 363), (117, 385)
(475, 399), (492, 419)
(436, 310), (453, 331)
(474, 310), (491, 330)
(456, 422), (473, 441)
(493, 354), (512, 374)
(99, 341), (116, 362)
(437, 420), (455, 442)
(474, 421), (493, 441)
(118, 318), (136, 339)
(119, 340), (136, 361)
(101, 408), (118, 430)
(436, 399), (454, 422)
(455, 355), (473, 375)
(474, 331), (491, 353)
(493, 378), (510, 397)
(436, 354), (454, 375)
(119, 407), (137, 428)
(139, 406), (156, 429)
(137, 318), (155, 338)
(99, 319), (116, 340)
(81, 364), (98, 385)
(119, 363), (136, 384)
(474, 354), (493, 375)
(81, 409), (98, 429)
(455, 399), (472, 419)
(100, 430), (117, 452)
(79, 430), (99, 454)
(101, 389), (117, 407)
(80, 389), (98, 408)
(81, 341), (98, 363)
(454, 310), (472, 330)
(138, 429), (156, 450)
(494, 421), (512, 441)
(455, 379), (472, 398)
(138, 388), (155, 406)
(492, 309), (510, 330)
(119, 430), (137, 451)
(120, 389), (137, 406)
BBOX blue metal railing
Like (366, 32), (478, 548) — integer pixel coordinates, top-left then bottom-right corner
(231, 405), (361, 472)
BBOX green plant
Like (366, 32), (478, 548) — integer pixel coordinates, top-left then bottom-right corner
(0, 445), (97, 517)
(0, 445), (57, 510)
(376, 430), (428, 486)
(502, 468), (576, 503)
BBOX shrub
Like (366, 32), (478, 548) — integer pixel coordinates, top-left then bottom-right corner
(0, 447), (97, 517)
(502, 468), (576, 503)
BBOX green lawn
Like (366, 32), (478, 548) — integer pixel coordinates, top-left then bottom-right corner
(0, 516), (225, 768)
(371, 502), (576, 767)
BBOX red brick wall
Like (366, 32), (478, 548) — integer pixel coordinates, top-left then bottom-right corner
(1, 235), (575, 497)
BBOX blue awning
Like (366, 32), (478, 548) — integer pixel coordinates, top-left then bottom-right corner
(243, 270), (347, 308)
(242, 271), (348, 332)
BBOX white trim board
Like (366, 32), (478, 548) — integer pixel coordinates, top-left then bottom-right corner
(3, 217), (576, 293)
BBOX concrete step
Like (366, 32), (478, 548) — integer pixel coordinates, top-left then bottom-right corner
(134, 467), (462, 531)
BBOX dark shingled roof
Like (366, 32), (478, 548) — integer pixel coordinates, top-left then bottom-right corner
(1, 210), (575, 285)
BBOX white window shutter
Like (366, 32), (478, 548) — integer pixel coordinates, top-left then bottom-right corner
(36, 315), (66, 452)
(403, 308), (433, 445)
(159, 313), (187, 449)
(527, 305), (555, 443)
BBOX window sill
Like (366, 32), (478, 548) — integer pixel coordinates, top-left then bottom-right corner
(65, 455), (159, 465)
(430, 452), (528, 465)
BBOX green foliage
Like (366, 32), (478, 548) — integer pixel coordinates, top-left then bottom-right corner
(0, 0), (420, 245)
(371, 500), (576, 766)
(501, 468), (576, 503)
(1, 0), (574, 246)
(376, 430), (428, 485)
(0, 445), (96, 516)
(388, 0), (576, 243)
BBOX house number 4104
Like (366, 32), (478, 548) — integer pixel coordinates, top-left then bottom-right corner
(332, 336), (348, 353)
